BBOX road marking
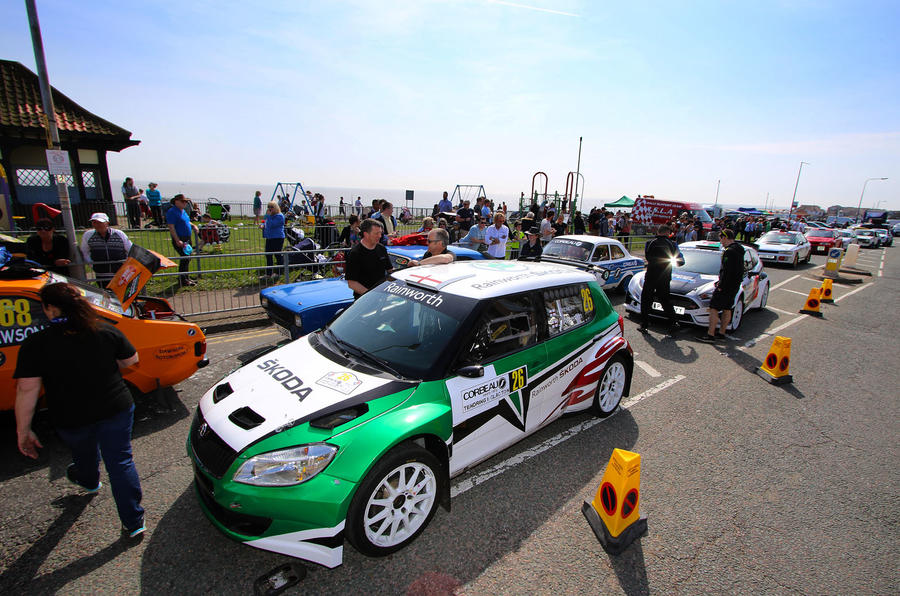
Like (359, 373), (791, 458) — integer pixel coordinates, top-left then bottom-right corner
(780, 288), (809, 296)
(208, 330), (279, 345)
(767, 305), (795, 315)
(769, 274), (801, 291)
(450, 375), (685, 498)
(802, 277), (821, 283)
(834, 282), (872, 302)
(634, 360), (661, 377)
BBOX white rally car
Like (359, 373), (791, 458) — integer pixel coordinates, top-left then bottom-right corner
(624, 240), (769, 331)
(754, 231), (812, 267)
(189, 261), (634, 567)
(534, 235), (645, 292)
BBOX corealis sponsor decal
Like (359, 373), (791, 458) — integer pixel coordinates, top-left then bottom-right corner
(257, 358), (312, 400)
(155, 344), (187, 360)
(447, 365), (527, 424)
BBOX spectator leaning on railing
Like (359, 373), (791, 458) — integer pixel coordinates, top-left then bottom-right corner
(80, 212), (132, 287)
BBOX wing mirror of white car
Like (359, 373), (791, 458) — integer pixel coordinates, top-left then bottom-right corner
(457, 365), (485, 378)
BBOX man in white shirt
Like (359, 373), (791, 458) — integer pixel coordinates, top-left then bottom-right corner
(540, 211), (555, 242)
(484, 212), (510, 259)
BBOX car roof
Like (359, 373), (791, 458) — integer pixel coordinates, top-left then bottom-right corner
(678, 240), (725, 251)
(551, 235), (626, 247)
(391, 260), (595, 300)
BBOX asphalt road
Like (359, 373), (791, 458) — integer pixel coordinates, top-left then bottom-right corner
(1, 246), (897, 595)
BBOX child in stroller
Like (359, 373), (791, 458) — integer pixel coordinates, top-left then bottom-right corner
(283, 225), (327, 280)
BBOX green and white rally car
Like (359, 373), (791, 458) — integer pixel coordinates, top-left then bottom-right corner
(188, 261), (634, 567)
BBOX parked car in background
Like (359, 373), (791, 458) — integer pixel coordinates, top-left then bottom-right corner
(804, 221), (829, 229)
(191, 261), (634, 567)
(836, 229), (857, 249)
(804, 228), (840, 253)
(625, 240), (769, 332)
(892, 222), (900, 237)
(872, 228), (892, 247)
(535, 235), (645, 292)
(754, 231), (812, 267)
(853, 228), (879, 248)
(826, 216), (855, 228)
(260, 245), (485, 340)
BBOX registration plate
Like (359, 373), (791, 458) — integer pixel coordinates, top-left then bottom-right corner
(652, 302), (686, 315)
(276, 324), (292, 338)
(759, 254), (775, 260)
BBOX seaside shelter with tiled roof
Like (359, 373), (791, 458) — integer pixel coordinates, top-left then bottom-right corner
(0, 59), (139, 228)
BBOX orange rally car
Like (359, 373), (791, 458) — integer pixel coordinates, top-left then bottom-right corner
(0, 257), (208, 411)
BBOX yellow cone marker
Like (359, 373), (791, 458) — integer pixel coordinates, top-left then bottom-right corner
(819, 278), (834, 303)
(755, 336), (793, 385)
(582, 448), (648, 555)
(799, 287), (824, 317)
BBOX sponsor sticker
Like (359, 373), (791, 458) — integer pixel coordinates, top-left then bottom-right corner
(155, 344), (188, 360)
(316, 371), (362, 395)
(448, 365), (528, 423)
(256, 358), (312, 400)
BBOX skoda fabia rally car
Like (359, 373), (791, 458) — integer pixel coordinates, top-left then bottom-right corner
(624, 240), (770, 331)
(189, 261), (634, 567)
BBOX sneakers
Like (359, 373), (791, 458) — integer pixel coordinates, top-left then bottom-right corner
(715, 332), (726, 340)
(123, 520), (146, 539)
(66, 463), (102, 494)
(637, 325), (649, 333)
(697, 334), (717, 343)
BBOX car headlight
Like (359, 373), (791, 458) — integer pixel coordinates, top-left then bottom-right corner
(260, 296), (269, 308)
(294, 314), (303, 328)
(233, 443), (338, 486)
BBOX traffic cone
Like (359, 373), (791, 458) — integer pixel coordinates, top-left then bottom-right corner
(755, 336), (793, 385)
(582, 448), (648, 555)
(799, 288), (824, 317)
(819, 279), (834, 303)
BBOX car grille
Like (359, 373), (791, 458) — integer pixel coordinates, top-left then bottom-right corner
(194, 464), (273, 536)
(668, 295), (701, 311)
(190, 408), (238, 479)
(265, 302), (295, 329)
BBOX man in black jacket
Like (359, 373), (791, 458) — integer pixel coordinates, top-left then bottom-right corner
(640, 224), (683, 335)
(700, 229), (745, 342)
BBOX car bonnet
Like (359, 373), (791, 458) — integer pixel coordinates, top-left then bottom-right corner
(263, 277), (352, 311)
(670, 270), (716, 294)
(199, 336), (411, 452)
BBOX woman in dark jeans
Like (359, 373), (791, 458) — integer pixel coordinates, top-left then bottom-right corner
(263, 201), (286, 278)
(14, 282), (146, 537)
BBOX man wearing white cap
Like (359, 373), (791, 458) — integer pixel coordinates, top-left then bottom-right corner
(80, 212), (132, 286)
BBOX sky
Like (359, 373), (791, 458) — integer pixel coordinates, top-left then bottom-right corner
(2, 0), (899, 211)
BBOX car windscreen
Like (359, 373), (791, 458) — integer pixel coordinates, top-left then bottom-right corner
(805, 229), (834, 238)
(542, 239), (592, 262)
(674, 250), (721, 276)
(759, 232), (799, 245)
(327, 281), (475, 379)
(856, 230), (874, 236)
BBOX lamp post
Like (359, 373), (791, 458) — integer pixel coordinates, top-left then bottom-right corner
(856, 177), (888, 223)
(788, 161), (809, 222)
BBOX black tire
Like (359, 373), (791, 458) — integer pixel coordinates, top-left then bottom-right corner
(617, 275), (633, 294)
(345, 443), (443, 557)
(792, 254), (799, 268)
(592, 355), (629, 418)
(805, 250), (811, 263)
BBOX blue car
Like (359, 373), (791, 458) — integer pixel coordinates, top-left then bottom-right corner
(260, 245), (485, 339)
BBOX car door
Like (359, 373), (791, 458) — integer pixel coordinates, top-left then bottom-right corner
(741, 249), (759, 306)
(0, 290), (50, 411)
(444, 291), (546, 476)
(590, 244), (612, 286)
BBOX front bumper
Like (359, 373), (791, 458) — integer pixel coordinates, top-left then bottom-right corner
(625, 292), (708, 327)
(187, 412), (355, 567)
(757, 251), (796, 264)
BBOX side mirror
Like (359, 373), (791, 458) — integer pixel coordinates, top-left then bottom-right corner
(457, 365), (484, 378)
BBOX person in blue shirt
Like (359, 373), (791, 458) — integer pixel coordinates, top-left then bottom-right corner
(459, 216), (488, 253)
(262, 201), (286, 277)
(437, 191), (453, 214)
(253, 191), (263, 225)
(146, 182), (163, 227)
(166, 194), (199, 286)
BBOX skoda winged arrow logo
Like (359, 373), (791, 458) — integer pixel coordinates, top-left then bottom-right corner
(198, 422), (209, 438)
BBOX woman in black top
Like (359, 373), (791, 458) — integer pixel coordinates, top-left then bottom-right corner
(14, 282), (146, 537)
(24, 218), (71, 274)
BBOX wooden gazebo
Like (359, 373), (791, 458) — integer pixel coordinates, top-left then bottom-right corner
(0, 59), (139, 229)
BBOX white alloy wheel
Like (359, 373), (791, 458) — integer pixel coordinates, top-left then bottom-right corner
(729, 296), (744, 330)
(346, 444), (443, 557)
(593, 356), (628, 418)
(363, 462), (437, 548)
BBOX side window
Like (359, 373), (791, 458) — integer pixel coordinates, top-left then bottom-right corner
(0, 296), (49, 348)
(544, 284), (595, 338)
(743, 250), (753, 272)
(609, 245), (625, 260)
(466, 294), (537, 363)
(591, 245), (610, 262)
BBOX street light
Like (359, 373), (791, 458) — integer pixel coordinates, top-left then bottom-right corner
(856, 177), (888, 223)
(788, 161), (809, 221)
